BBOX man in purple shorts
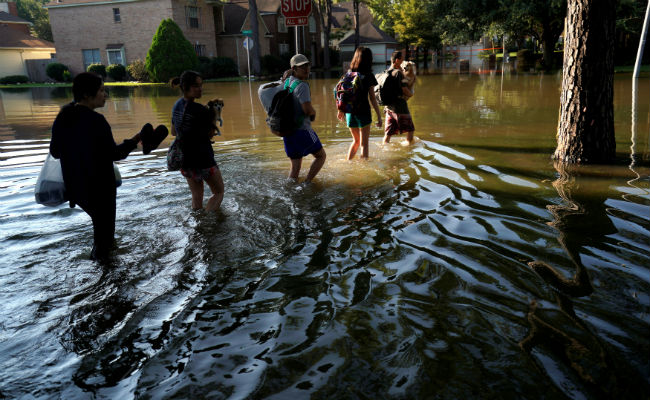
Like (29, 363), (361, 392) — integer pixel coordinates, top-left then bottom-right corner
(281, 54), (327, 184)
(383, 51), (415, 145)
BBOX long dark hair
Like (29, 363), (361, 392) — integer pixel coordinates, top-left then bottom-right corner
(349, 47), (373, 74)
(170, 70), (202, 93)
(72, 72), (103, 103)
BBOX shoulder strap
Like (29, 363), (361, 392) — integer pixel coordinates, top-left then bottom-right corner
(284, 78), (302, 93)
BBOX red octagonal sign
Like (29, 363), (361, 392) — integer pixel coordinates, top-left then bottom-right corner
(281, 0), (312, 26)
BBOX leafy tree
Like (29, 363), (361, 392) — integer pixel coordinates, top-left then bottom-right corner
(145, 19), (198, 83)
(16, 0), (53, 41)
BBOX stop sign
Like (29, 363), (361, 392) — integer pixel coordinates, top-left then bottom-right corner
(281, 0), (312, 18)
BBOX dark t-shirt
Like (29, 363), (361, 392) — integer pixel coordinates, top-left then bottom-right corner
(351, 71), (378, 118)
(50, 103), (137, 208)
(171, 98), (216, 169)
(387, 67), (410, 115)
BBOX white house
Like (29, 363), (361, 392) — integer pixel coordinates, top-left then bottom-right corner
(0, 3), (55, 80)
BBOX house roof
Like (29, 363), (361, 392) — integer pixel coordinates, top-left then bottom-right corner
(0, 11), (31, 24)
(331, 1), (372, 29)
(0, 24), (55, 49)
(339, 23), (396, 46)
(256, 0), (279, 14)
(222, 1), (271, 36)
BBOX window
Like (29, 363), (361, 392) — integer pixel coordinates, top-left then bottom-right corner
(113, 8), (120, 23)
(82, 49), (101, 70)
(279, 43), (289, 55)
(106, 46), (125, 65)
(186, 6), (200, 28)
(308, 16), (316, 33)
(194, 43), (206, 57)
(278, 16), (287, 33)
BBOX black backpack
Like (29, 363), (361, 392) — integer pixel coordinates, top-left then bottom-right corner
(265, 78), (302, 137)
(374, 69), (400, 106)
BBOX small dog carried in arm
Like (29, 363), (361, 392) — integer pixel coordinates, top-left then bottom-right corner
(206, 98), (224, 137)
(401, 61), (417, 98)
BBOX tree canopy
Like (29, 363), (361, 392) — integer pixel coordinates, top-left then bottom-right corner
(16, 0), (53, 42)
(145, 19), (198, 83)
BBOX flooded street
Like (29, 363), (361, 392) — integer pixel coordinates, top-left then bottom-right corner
(0, 73), (649, 399)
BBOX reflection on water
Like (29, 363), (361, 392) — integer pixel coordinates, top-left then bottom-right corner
(0, 74), (649, 399)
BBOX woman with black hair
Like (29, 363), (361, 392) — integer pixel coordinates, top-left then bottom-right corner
(50, 72), (142, 261)
(337, 47), (382, 160)
(170, 70), (224, 212)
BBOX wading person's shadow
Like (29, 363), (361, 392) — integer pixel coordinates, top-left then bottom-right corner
(521, 162), (645, 397)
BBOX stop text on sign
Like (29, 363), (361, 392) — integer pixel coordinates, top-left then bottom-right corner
(281, 0), (312, 18)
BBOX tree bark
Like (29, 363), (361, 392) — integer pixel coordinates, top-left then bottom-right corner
(554, 0), (616, 164)
(317, 0), (332, 70)
(353, 0), (360, 49)
(248, 0), (261, 75)
(541, 19), (561, 70)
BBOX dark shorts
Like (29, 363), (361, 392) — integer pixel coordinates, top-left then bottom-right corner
(181, 165), (219, 182)
(346, 113), (372, 128)
(283, 128), (323, 159)
(384, 109), (415, 136)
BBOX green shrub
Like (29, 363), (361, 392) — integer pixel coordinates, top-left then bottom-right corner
(127, 59), (149, 82)
(46, 62), (69, 82)
(196, 57), (238, 78)
(62, 70), (72, 82)
(261, 54), (287, 75)
(516, 49), (535, 72)
(211, 57), (238, 77)
(106, 64), (127, 81)
(0, 75), (29, 84)
(87, 63), (106, 77)
(145, 18), (198, 82)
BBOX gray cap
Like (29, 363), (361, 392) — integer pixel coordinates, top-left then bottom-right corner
(290, 54), (310, 68)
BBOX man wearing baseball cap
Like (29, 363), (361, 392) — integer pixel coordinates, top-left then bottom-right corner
(281, 54), (326, 184)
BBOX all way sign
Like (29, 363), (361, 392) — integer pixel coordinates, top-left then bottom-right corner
(281, 0), (312, 26)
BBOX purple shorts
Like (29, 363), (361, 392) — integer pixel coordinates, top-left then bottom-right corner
(384, 109), (415, 136)
(181, 165), (219, 182)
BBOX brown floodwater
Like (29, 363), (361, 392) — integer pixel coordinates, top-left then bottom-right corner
(0, 72), (648, 399)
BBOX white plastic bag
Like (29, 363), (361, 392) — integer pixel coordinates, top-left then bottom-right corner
(114, 163), (122, 187)
(34, 153), (66, 206)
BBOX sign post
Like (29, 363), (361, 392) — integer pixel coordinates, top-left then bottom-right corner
(242, 30), (253, 80)
(280, 0), (312, 55)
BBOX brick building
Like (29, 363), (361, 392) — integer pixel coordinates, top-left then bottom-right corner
(45, 0), (323, 76)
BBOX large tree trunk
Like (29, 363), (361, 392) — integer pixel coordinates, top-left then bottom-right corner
(248, 0), (261, 75)
(554, 0), (616, 164)
(353, 0), (360, 49)
(317, 0), (332, 70)
(541, 21), (559, 70)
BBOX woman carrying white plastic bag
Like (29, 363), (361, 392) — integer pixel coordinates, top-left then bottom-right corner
(34, 153), (67, 206)
(49, 72), (142, 261)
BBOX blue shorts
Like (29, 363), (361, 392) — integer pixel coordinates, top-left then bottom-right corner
(283, 128), (323, 159)
(346, 113), (372, 128)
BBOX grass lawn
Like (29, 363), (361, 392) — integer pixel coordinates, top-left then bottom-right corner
(0, 76), (248, 89)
